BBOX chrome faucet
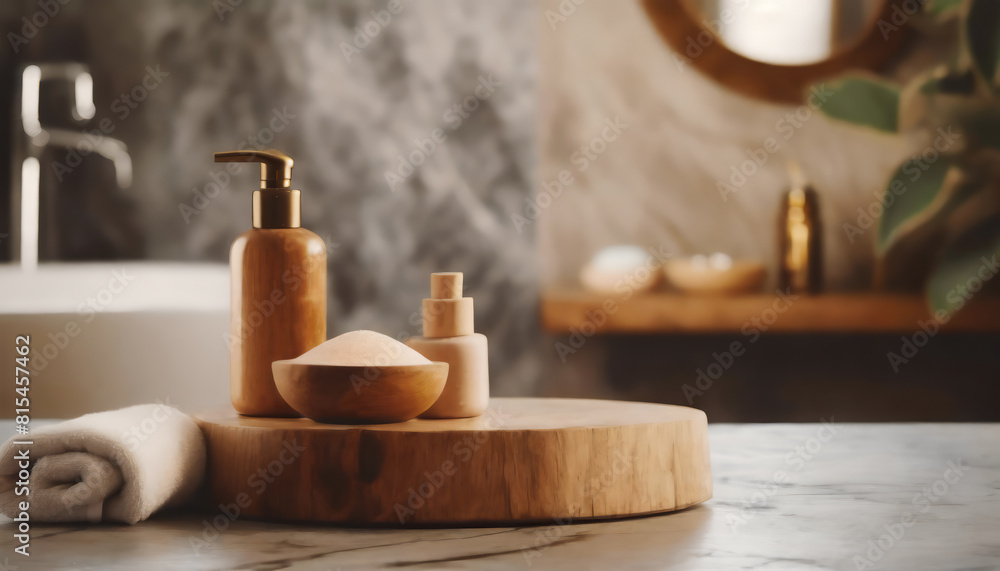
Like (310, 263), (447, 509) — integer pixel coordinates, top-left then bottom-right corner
(10, 63), (132, 270)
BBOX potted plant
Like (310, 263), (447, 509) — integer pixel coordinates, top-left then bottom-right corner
(816, 0), (1000, 317)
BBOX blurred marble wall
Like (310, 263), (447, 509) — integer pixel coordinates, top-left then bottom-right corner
(0, 0), (540, 395)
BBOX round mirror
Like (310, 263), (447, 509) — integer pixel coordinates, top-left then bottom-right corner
(684, 0), (886, 66)
(643, 0), (906, 103)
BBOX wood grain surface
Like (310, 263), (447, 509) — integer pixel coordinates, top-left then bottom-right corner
(271, 361), (448, 423)
(194, 397), (712, 526)
(542, 290), (1000, 333)
(230, 228), (326, 417)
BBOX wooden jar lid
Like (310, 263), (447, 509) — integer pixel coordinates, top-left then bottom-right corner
(430, 272), (463, 299)
(423, 272), (473, 337)
(422, 299), (473, 337)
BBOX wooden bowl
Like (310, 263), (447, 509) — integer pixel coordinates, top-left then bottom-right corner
(271, 361), (448, 424)
(665, 258), (766, 295)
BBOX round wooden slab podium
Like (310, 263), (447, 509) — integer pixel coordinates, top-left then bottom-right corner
(194, 398), (712, 526)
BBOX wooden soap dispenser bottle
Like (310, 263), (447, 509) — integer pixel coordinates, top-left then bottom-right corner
(215, 149), (326, 417)
(406, 272), (489, 418)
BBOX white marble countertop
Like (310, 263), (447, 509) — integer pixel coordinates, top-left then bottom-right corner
(1, 422), (998, 570)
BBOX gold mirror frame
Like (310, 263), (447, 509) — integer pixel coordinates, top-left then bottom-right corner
(642, 0), (909, 103)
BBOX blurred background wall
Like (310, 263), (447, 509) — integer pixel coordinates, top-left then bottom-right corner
(532, 0), (1000, 421)
(0, 0), (541, 397)
(1, 0), (997, 421)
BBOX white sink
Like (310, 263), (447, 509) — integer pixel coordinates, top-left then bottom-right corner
(0, 262), (230, 418)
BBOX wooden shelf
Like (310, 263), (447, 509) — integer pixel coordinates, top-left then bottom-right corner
(541, 290), (1000, 334)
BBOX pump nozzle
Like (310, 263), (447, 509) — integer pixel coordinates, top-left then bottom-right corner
(214, 149), (300, 229)
(215, 149), (293, 189)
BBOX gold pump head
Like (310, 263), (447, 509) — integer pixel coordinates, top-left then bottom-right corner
(214, 149), (300, 229)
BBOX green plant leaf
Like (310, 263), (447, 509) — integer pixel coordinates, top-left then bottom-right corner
(815, 76), (900, 133)
(898, 70), (934, 131)
(965, 0), (1000, 87)
(878, 157), (965, 253)
(927, 214), (1000, 316)
(925, 0), (964, 18)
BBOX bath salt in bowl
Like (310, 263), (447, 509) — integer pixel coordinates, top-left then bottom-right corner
(272, 330), (448, 424)
(293, 330), (431, 367)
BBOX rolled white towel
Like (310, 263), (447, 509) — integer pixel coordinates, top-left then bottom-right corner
(0, 404), (205, 524)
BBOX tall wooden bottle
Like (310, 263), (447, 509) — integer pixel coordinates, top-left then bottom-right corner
(215, 149), (326, 417)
